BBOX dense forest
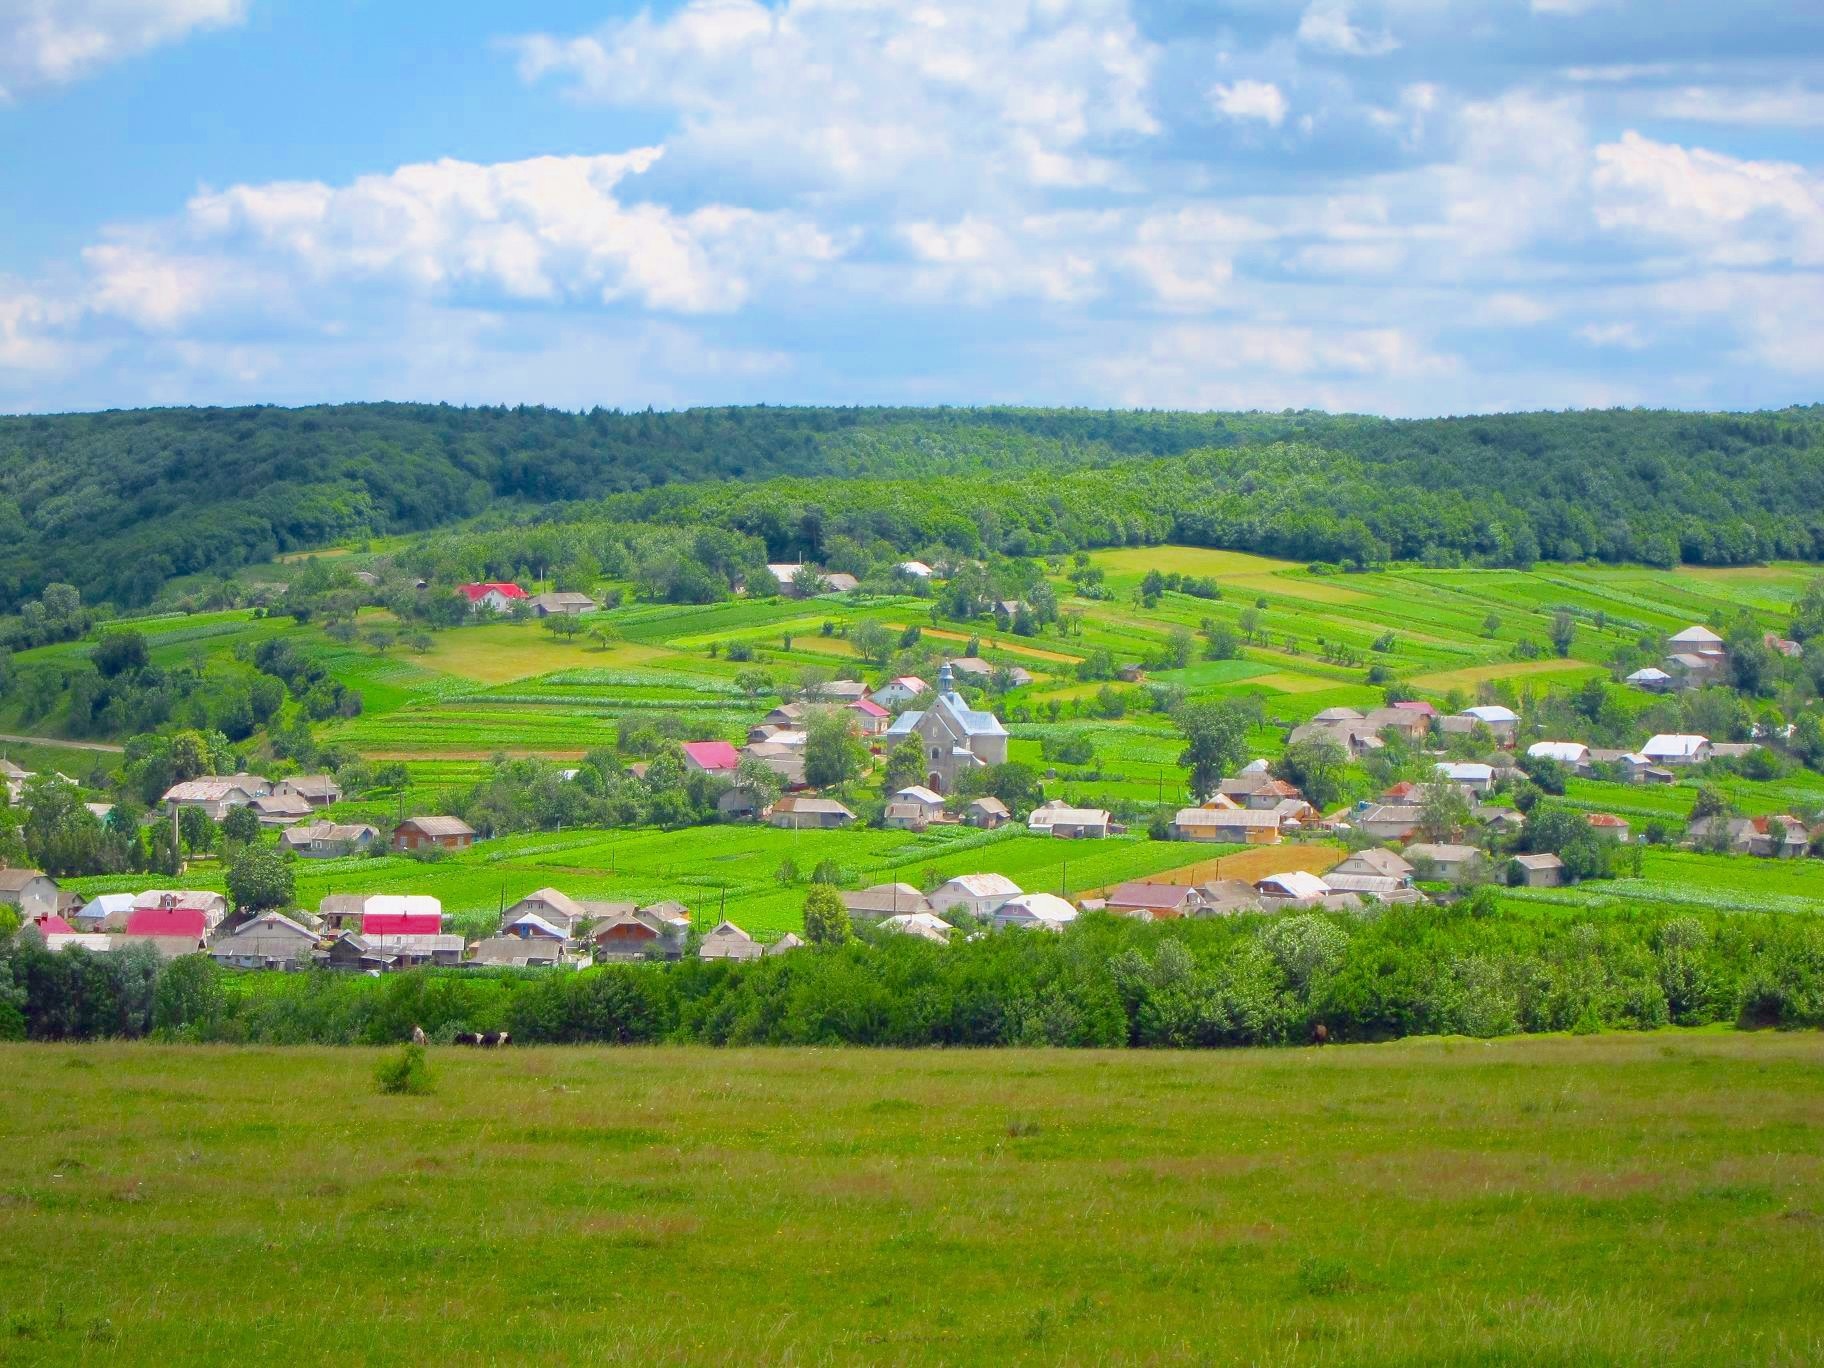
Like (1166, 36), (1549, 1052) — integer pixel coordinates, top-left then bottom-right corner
(2, 402), (1822, 611)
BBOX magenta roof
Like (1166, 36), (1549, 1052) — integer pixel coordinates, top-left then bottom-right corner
(681, 741), (741, 771)
(1392, 700), (1438, 716)
(848, 698), (889, 717)
(29, 913), (76, 936)
(123, 907), (207, 939)
(457, 582), (527, 601)
(363, 913), (442, 937)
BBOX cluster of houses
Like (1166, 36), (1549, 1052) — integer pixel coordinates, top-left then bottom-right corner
(456, 583), (600, 617)
(1624, 624), (1802, 694)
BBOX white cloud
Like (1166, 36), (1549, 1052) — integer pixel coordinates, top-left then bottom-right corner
(1654, 85), (1824, 127)
(514, 0), (1159, 198)
(0, 0), (244, 100)
(1296, 1), (1399, 57)
(1209, 79), (1288, 127)
(1593, 131), (1824, 267)
(78, 147), (847, 329)
(1577, 321), (1646, 348)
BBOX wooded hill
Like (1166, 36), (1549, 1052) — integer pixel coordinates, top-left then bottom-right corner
(2, 402), (1821, 611)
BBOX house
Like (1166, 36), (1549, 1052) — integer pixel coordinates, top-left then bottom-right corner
(1668, 625), (1726, 652)
(251, 792), (316, 826)
(1459, 705), (1519, 740)
(1475, 805), (1528, 836)
(1641, 734), (1711, 766)
(1708, 742), (1763, 762)
(1172, 807), (1281, 844)
(1664, 652), (1726, 689)
(363, 933), (465, 967)
(964, 796), (1011, 829)
(210, 912), (319, 970)
(882, 801), (933, 832)
(898, 560), (934, 579)
(1322, 872), (1420, 902)
(1217, 771), (1274, 801)
(892, 786), (947, 819)
(1749, 815), (1810, 858)
(0, 868), (60, 920)
(132, 889), (229, 930)
(1026, 804), (1111, 839)
(816, 680), (870, 704)
(765, 933), (805, 956)
(1401, 843), (1487, 882)
(842, 883), (933, 922)
(1253, 871), (1331, 905)
(470, 937), (567, 968)
(929, 873), (1022, 920)
(73, 892), (135, 933)
(1330, 848), (1415, 883)
(392, 816), (476, 852)
(717, 786), (772, 821)
(280, 821), (380, 859)
(457, 582), (528, 614)
(0, 758), (32, 804)
(870, 677), (928, 709)
(1242, 778), (1304, 811)
(847, 698), (891, 735)
(1392, 700), (1438, 719)
(362, 906), (445, 940)
(879, 912), (954, 944)
(681, 741), (743, 778)
(1193, 880), (1264, 916)
(275, 775), (343, 807)
(1103, 882), (1203, 920)
(120, 906), (209, 958)
(993, 893), (1078, 932)
(1626, 667), (1673, 693)
(1617, 752), (1675, 784)
(1356, 805), (1423, 842)
(1508, 853), (1565, 888)
(1310, 706), (1364, 726)
(319, 932), (395, 973)
(947, 657), (1033, 687)
(502, 888), (588, 935)
(162, 774), (270, 820)
(1434, 762), (1496, 795)
(883, 663), (1009, 794)
(1765, 633), (1804, 659)
(763, 702), (809, 728)
(740, 743), (807, 790)
(767, 563), (806, 596)
(591, 904), (689, 961)
(1586, 813), (1632, 844)
(822, 572), (859, 594)
(527, 591), (597, 618)
(699, 920), (763, 962)
(1361, 707), (1431, 742)
(1527, 742), (1591, 770)
(767, 796), (857, 830)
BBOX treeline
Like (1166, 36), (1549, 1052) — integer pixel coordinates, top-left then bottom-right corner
(5, 904), (1822, 1046)
(3, 403), (1823, 611)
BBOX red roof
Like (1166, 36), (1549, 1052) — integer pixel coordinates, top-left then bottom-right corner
(681, 741), (741, 771)
(28, 913), (76, 936)
(363, 912), (443, 937)
(123, 907), (207, 939)
(457, 582), (527, 602)
(1392, 700), (1438, 716)
(847, 698), (889, 718)
(1587, 813), (1628, 828)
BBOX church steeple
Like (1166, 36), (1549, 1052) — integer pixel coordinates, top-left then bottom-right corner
(938, 661), (955, 695)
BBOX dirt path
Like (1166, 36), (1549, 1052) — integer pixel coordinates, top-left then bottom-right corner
(0, 733), (126, 754)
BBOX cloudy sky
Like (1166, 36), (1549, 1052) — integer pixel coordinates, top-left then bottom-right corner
(2, 0), (1821, 416)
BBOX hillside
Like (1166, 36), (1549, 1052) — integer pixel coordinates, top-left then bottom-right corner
(3, 403), (1823, 612)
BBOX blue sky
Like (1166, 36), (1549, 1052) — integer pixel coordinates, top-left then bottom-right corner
(2, 0), (1822, 417)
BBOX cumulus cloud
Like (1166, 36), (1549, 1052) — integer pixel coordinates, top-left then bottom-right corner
(513, 0), (1160, 197)
(0, 0), (244, 100)
(1296, 1), (1399, 57)
(1209, 79), (1288, 127)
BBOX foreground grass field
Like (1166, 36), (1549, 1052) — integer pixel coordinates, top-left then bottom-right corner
(3, 1035), (1822, 1364)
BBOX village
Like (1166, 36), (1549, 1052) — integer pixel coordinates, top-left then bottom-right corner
(5, 592), (1811, 973)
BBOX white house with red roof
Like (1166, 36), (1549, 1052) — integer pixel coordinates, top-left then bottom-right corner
(457, 582), (528, 613)
(846, 698), (891, 735)
(870, 676), (929, 709)
(681, 740), (742, 778)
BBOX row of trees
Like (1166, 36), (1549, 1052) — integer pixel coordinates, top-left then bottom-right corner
(7, 902), (1821, 1045)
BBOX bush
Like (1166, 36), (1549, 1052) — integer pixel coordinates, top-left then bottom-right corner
(375, 1042), (432, 1096)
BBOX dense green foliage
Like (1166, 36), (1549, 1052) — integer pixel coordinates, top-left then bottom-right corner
(7, 904), (1821, 1046)
(5, 402), (1824, 611)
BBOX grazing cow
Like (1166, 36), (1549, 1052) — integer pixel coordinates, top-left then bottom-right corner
(1312, 1023), (1329, 1046)
(453, 1031), (511, 1047)
(411, 1024), (427, 1047)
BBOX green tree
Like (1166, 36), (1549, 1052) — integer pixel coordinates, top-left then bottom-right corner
(1549, 611), (1576, 658)
(1418, 779), (1471, 842)
(1174, 699), (1254, 800)
(850, 620), (894, 667)
(227, 846), (295, 913)
(802, 883), (852, 945)
(803, 707), (867, 790)
(1278, 735), (1349, 811)
(883, 738), (926, 795)
(221, 804), (261, 848)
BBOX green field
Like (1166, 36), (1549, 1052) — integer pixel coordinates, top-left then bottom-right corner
(3, 1033), (1822, 1364)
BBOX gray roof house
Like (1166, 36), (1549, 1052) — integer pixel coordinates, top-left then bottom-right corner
(884, 664), (1009, 796)
(210, 912), (320, 970)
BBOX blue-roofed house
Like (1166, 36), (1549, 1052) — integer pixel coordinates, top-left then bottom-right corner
(884, 663), (1009, 794)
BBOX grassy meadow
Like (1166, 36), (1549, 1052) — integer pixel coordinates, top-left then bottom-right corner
(3, 1033), (1823, 1364)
